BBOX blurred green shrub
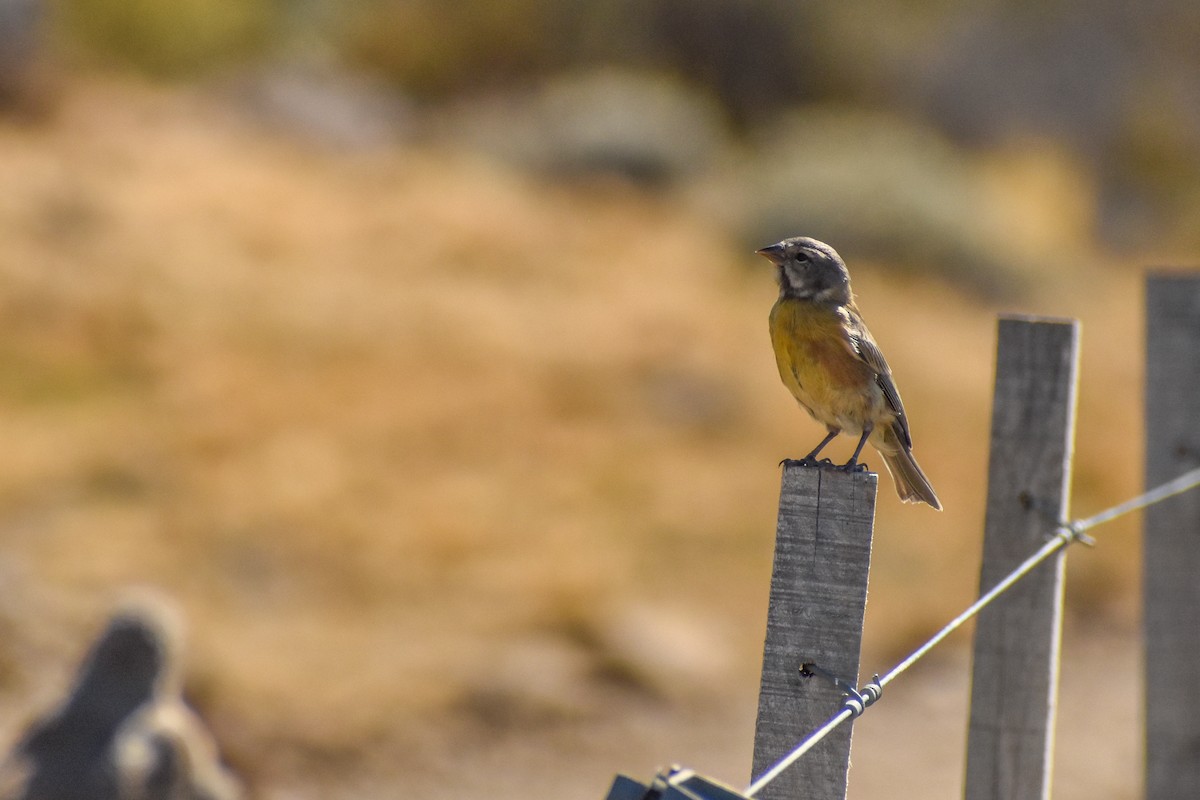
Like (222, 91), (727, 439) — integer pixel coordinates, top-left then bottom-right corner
(428, 69), (729, 185)
(47, 0), (1200, 252)
(342, 0), (819, 121)
(731, 108), (1029, 297)
(48, 0), (834, 113)
(340, 0), (571, 99)
(58, 0), (276, 75)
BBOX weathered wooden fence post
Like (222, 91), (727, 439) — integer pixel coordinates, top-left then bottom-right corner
(751, 464), (877, 800)
(963, 316), (1080, 800)
(1143, 273), (1200, 799)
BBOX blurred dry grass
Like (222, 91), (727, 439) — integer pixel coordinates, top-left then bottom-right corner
(0, 79), (1155, 798)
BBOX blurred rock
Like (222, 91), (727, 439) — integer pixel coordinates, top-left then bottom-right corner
(428, 69), (730, 186)
(588, 604), (731, 693)
(454, 602), (731, 734)
(227, 63), (414, 150)
(454, 634), (597, 731)
(1, 600), (240, 800)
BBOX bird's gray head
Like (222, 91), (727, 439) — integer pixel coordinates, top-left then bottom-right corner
(755, 236), (852, 304)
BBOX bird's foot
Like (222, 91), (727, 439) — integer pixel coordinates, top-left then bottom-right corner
(835, 460), (870, 474)
(780, 457), (837, 469)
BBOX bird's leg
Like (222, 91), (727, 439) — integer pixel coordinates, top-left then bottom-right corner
(781, 429), (840, 468)
(838, 427), (872, 473)
(805, 429), (840, 463)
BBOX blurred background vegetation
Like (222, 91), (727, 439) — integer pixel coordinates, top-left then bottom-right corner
(35, 0), (1200, 259)
(0, 0), (1194, 798)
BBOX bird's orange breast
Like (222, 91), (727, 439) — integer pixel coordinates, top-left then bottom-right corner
(769, 298), (883, 433)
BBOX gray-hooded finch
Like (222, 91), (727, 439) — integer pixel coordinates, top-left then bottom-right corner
(757, 236), (941, 509)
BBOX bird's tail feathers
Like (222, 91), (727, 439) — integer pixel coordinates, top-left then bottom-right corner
(876, 426), (942, 510)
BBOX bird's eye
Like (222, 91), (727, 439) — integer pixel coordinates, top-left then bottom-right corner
(794, 252), (811, 264)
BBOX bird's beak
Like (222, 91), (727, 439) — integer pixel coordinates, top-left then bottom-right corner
(755, 243), (786, 265)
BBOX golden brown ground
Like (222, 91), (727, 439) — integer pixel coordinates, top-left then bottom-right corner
(0, 79), (1153, 798)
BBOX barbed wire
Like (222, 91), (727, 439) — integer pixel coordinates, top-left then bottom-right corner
(744, 464), (1200, 798)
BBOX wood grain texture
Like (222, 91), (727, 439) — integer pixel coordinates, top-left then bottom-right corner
(751, 463), (877, 800)
(964, 316), (1079, 800)
(1143, 274), (1200, 800)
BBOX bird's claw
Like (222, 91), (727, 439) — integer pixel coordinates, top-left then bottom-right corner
(780, 457), (838, 469)
(835, 461), (870, 473)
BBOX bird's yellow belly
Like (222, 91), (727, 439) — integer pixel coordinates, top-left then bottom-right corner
(769, 300), (887, 434)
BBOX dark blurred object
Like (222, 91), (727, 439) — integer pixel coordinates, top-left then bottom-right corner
(604, 766), (750, 800)
(428, 69), (729, 186)
(0, 0), (50, 116)
(0, 602), (240, 800)
(629, 0), (820, 126)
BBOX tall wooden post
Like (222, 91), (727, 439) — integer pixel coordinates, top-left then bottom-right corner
(1143, 273), (1200, 799)
(964, 316), (1080, 800)
(751, 463), (877, 800)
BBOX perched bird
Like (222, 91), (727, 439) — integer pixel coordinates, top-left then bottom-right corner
(757, 236), (941, 509)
